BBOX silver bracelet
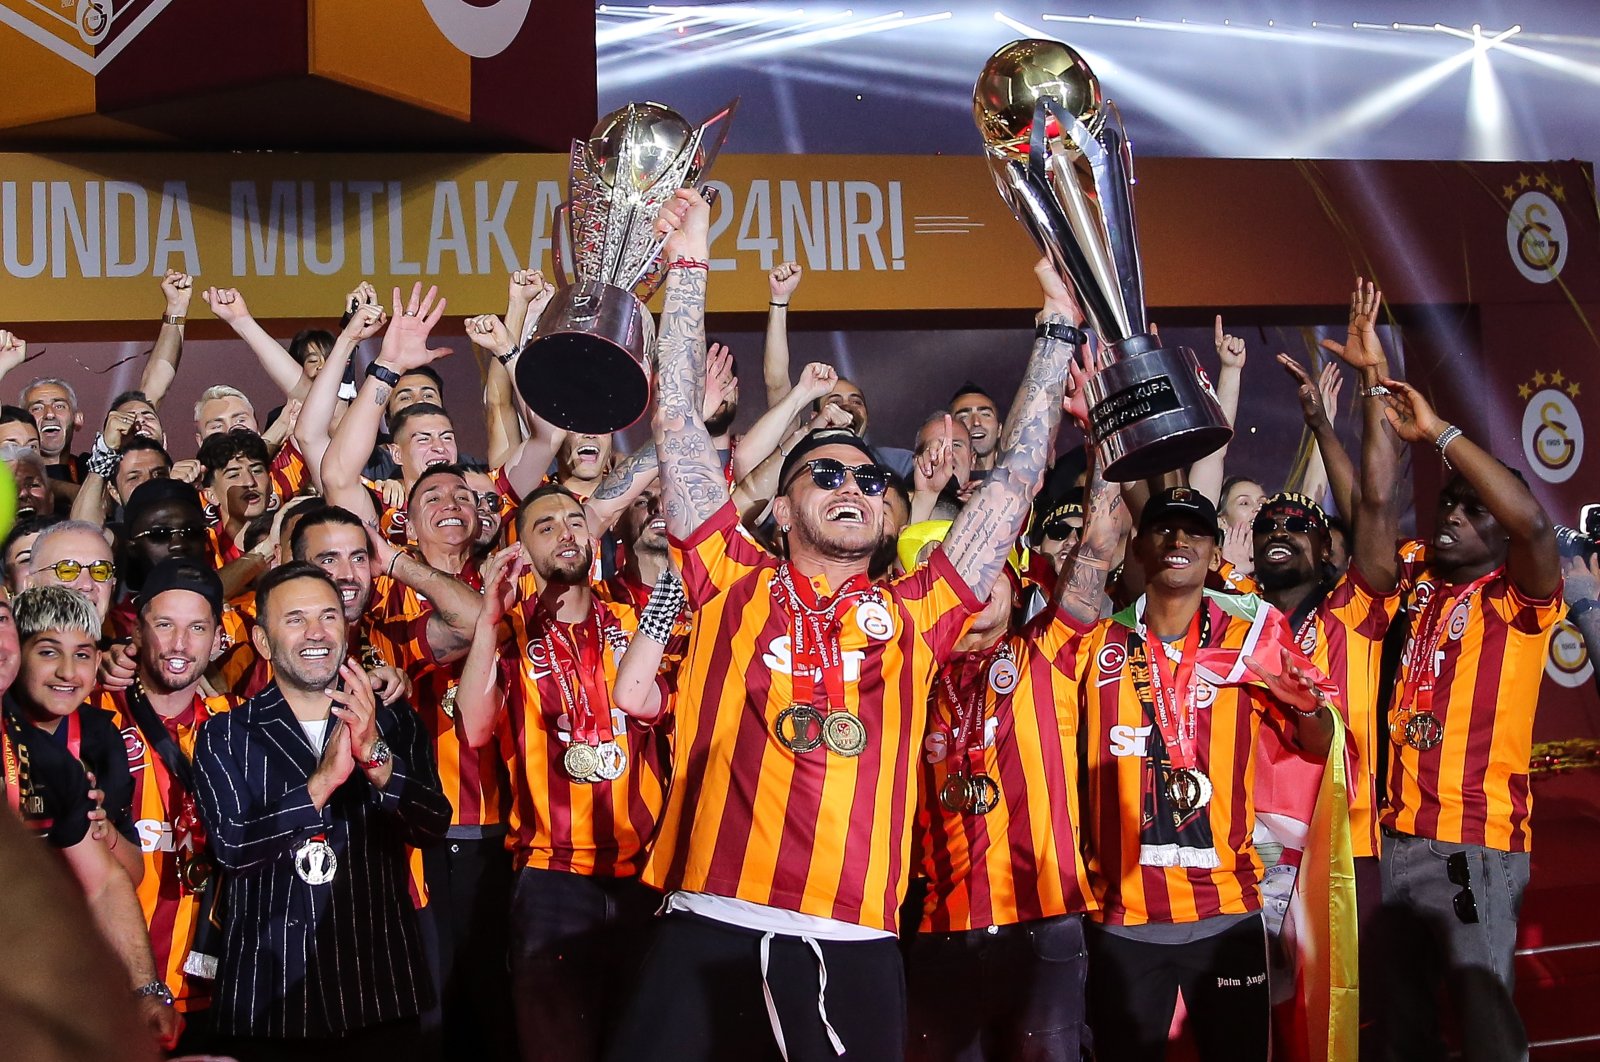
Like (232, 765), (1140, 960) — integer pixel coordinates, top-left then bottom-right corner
(1434, 424), (1463, 469)
(1362, 385), (1391, 398)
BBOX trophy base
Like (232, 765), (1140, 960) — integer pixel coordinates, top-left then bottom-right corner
(516, 281), (655, 435)
(1086, 335), (1232, 482)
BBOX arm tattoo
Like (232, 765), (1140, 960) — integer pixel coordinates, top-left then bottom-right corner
(592, 443), (657, 502)
(944, 334), (1075, 597)
(1055, 467), (1122, 623)
(651, 268), (730, 538)
(373, 384), (391, 406)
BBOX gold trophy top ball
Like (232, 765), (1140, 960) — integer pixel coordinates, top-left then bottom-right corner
(590, 102), (696, 190)
(973, 39), (1102, 155)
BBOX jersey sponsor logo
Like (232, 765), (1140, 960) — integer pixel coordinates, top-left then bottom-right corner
(761, 635), (867, 683)
(135, 818), (178, 854)
(1109, 723), (1153, 758)
(553, 708), (630, 741)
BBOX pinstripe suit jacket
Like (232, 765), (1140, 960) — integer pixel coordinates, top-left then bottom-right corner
(192, 682), (451, 1038)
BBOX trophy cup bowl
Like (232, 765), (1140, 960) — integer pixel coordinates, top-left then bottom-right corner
(517, 100), (734, 433)
(513, 280), (656, 437)
(975, 40), (1230, 482)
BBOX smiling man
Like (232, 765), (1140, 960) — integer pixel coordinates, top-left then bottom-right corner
(948, 382), (1003, 480)
(198, 429), (272, 567)
(22, 377), (85, 484)
(192, 562), (450, 1057)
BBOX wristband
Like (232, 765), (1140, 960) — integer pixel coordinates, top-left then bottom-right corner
(1036, 320), (1086, 346)
(666, 257), (709, 272)
(1571, 598), (1599, 620)
(86, 434), (120, 479)
(637, 568), (687, 645)
(161, 312), (185, 326)
(769, 301), (789, 308)
(495, 345), (519, 366)
(1283, 690), (1331, 719)
(366, 361), (401, 388)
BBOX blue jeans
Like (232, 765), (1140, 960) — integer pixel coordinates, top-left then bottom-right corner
(1376, 830), (1532, 1062)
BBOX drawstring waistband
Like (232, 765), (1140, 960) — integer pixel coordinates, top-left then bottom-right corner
(759, 932), (847, 1059)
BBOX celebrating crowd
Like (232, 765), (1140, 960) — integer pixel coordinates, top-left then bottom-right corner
(0, 187), (1586, 1062)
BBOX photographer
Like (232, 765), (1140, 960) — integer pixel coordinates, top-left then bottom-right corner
(1559, 510), (1600, 696)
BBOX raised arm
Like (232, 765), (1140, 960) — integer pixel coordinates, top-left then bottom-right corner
(763, 261), (803, 408)
(502, 269), (556, 350)
(733, 361), (838, 481)
(138, 271), (193, 408)
(321, 282), (450, 518)
(651, 189), (729, 539)
(1189, 315), (1247, 503)
(942, 259), (1081, 599)
(587, 442), (660, 537)
(457, 546), (523, 748)
(612, 568), (682, 722)
(0, 330), (28, 389)
(1323, 278), (1400, 591)
(465, 313), (525, 468)
(71, 409), (134, 525)
(1056, 451), (1129, 624)
(1279, 353), (1356, 518)
(297, 292), (385, 492)
(202, 287), (306, 396)
(1381, 378), (1560, 598)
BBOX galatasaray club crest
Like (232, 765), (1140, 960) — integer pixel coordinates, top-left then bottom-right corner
(1504, 171), (1570, 285)
(1517, 369), (1584, 485)
(1546, 618), (1593, 689)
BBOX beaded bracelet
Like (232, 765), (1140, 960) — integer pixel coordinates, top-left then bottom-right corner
(666, 257), (710, 272)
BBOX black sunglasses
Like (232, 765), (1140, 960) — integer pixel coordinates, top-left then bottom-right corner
(1447, 852), (1479, 925)
(1253, 514), (1319, 536)
(788, 458), (889, 497)
(1042, 520), (1082, 540)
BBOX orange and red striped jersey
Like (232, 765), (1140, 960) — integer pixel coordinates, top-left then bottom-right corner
(94, 688), (238, 1011)
(209, 599), (269, 700)
(918, 607), (1101, 932)
(268, 437), (309, 502)
(367, 466), (520, 546)
(1074, 592), (1292, 926)
(207, 524), (244, 568)
(1287, 570), (1397, 858)
(1210, 559), (1258, 595)
(378, 559), (508, 831)
(645, 501), (982, 933)
(1382, 541), (1562, 852)
(495, 594), (669, 875)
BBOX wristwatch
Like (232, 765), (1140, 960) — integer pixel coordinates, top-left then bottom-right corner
(133, 980), (174, 1006)
(365, 362), (401, 388)
(358, 739), (392, 770)
(1036, 320), (1087, 346)
(1571, 598), (1599, 620)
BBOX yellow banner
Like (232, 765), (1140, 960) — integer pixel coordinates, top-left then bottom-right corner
(0, 152), (1038, 321)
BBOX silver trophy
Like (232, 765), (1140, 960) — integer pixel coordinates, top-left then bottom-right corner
(516, 101), (735, 434)
(974, 40), (1230, 481)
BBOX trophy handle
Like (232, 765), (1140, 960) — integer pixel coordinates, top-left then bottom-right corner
(633, 183), (721, 301)
(552, 202), (577, 288)
(688, 98), (741, 185)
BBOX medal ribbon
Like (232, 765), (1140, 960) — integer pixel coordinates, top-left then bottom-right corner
(1143, 607), (1206, 772)
(65, 709), (83, 761)
(1398, 571), (1496, 718)
(940, 648), (1002, 778)
(543, 601), (615, 747)
(775, 564), (871, 714)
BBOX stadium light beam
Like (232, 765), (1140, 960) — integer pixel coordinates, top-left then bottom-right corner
(1291, 43), (1476, 155)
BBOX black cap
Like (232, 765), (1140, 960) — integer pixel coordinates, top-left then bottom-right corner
(1139, 486), (1221, 539)
(777, 428), (879, 493)
(123, 477), (203, 526)
(138, 558), (224, 622)
(1038, 499), (1085, 533)
(1260, 491), (1329, 532)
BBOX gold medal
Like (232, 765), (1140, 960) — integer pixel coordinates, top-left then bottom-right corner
(178, 852), (212, 893)
(1164, 767), (1211, 813)
(939, 772), (972, 813)
(441, 683), (458, 720)
(1388, 710), (1412, 745)
(774, 705), (826, 755)
(593, 740), (628, 781)
(821, 711), (869, 757)
(1405, 711), (1445, 751)
(967, 773), (1001, 815)
(562, 742), (602, 782)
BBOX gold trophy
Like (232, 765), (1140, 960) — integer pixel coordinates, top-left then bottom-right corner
(975, 40), (1230, 481)
(517, 101), (735, 433)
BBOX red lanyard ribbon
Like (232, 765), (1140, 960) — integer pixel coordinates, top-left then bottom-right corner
(940, 648), (1003, 775)
(543, 602), (615, 746)
(2, 730), (20, 815)
(1144, 607), (1206, 772)
(65, 710), (83, 762)
(1400, 570), (1496, 716)
(775, 564), (871, 713)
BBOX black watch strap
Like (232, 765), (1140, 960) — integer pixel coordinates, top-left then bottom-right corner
(365, 361), (401, 388)
(1036, 320), (1086, 345)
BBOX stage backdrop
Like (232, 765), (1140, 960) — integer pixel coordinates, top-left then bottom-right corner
(0, 150), (1595, 736)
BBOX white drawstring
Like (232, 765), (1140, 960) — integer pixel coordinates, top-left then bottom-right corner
(759, 932), (848, 1059)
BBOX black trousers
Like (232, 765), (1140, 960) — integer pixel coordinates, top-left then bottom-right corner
(419, 835), (516, 1062)
(1086, 915), (1271, 1062)
(907, 914), (1090, 1062)
(605, 911), (908, 1062)
(509, 867), (659, 1062)
(211, 1017), (421, 1062)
